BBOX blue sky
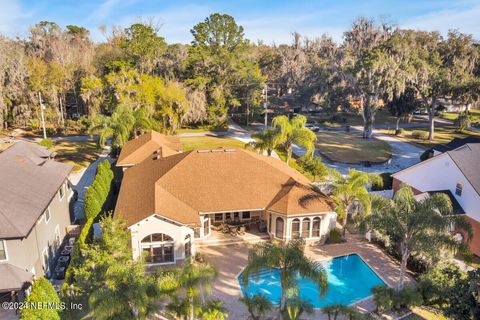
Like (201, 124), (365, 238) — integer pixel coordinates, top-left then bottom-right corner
(1, 0), (479, 43)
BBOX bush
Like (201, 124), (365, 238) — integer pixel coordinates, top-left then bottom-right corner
(21, 277), (61, 320)
(412, 130), (429, 140)
(38, 138), (54, 149)
(420, 149), (434, 161)
(371, 172), (392, 191)
(455, 113), (471, 132)
(326, 228), (343, 244)
(372, 285), (422, 312)
(46, 127), (57, 136)
(372, 285), (395, 312)
(395, 128), (404, 135)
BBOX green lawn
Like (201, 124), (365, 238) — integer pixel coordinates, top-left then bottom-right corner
(405, 307), (448, 320)
(52, 140), (102, 171)
(315, 131), (392, 164)
(179, 136), (247, 152)
(440, 108), (480, 122)
(176, 125), (228, 134)
(378, 126), (480, 150)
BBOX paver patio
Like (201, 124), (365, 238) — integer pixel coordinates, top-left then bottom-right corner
(198, 238), (415, 319)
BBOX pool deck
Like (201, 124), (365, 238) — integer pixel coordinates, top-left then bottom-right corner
(198, 237), (415, 319)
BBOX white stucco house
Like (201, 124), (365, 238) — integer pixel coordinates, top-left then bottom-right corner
(392, 143), (480, 256)
(114, 131), (337, 265)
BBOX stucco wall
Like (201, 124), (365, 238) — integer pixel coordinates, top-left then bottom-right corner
(393, 154), (480, 221)
(129, 214), (194, 264)
(267, 211), (337, 241)
(3, 180), (73, 277)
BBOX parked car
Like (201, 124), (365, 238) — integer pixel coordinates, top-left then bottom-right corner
(305, 123), (320, 132)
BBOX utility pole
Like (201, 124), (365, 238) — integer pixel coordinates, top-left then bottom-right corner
(38, 92), (47, 139)
(263, 83), (268, 128)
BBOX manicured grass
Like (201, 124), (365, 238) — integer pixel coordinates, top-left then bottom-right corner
(440, 108), (480, 122)
(179, 136), (247, 152)
(51, 141), (102, 171)
(378, 125), (480, 150)
(315, 131), (392, 164)
(176, 125), (228, 134)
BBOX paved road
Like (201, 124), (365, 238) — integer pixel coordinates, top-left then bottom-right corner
(292, 126), (425, 175)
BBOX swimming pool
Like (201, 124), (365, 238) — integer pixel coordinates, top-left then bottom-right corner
(238, 253), (385, 308)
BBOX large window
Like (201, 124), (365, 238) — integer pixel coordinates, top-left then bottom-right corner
(302, 218), (310, 238)
(291, 219), (300, 238)
(141, 233), (174, 264)
(0, 240), (7, 261)
(275, 217), (284, 239)
(214, 213), (223, 222)
(312, 217), (321, 238)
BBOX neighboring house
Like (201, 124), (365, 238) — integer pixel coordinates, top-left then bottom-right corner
(0, 141), (74, 297)
(432, 136), (480, 156)
(392, 143), (480, 255)
(116, 131), (181, 169)
(115, 131), (337, 265)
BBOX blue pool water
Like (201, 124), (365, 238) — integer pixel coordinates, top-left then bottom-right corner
(238, 253), (385, 308)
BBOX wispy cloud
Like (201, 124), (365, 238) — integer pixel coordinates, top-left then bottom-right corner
(0, 0), (32, 37)
(403, 2), (480, 38)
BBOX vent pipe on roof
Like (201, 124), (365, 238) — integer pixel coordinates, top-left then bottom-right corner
(152, 148), (162, 160)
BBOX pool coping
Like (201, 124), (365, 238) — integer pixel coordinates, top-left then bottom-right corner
(236, 250), (392, 310)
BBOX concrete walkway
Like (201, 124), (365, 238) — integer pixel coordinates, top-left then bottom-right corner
(199, 239), (414, 320)
(69, 144), (112, 221)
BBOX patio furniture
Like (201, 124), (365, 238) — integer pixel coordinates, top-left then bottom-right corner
(258, 220), (267, 233)
(230, 227), (238, 237)
(238, 226), (246, 235)
(57, 255), (70, 267)
(53, 266), (66, 280)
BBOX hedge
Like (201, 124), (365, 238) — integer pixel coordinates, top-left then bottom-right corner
(21, 277), (61, 320)
(412, 130), (429, 140)
(83, 160), (113, 220)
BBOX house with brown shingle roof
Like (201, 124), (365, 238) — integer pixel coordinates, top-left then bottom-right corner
(115, 131), (337, 265)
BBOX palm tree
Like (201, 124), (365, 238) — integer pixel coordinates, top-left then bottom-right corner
(89, 106), (157, 147)
(247, 128), (281, 156)
(329, 169), (381, 236)
(272, 115), (317, 165)
(282, 288), (314, 320)
(199, 300), (228, 320)
(239, 293), (273, 320)
(161, 260), (217, 320)
(323, 304), (365, 320)
(242, 238), (327, 312)
(363, 184), (473, 290)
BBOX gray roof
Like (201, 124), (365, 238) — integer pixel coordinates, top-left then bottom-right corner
(0, 263), (34, 292)
(0, 141), (73, 238)
(447, 143), (480, 196)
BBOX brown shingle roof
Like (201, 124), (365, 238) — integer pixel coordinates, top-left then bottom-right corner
(117, 131), (181, 166)
(115, 148), (335, 227)
(0, 141), (73, 238)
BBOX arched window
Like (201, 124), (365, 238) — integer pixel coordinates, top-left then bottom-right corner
(141, 233), (173, 243)
(184, 235), (191, 258)
(302, 218), (310, 238)
(312, 217), (321, 238)
(141, 233), (174, 264)
(291, 218), (300, 238)
(275, 217), (284, 239)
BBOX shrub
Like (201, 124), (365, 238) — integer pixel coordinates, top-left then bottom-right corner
(21, 277), (61, 320)
(371, 172), (392, 191)
(326, 228), (343, 244)
(420, 149), (434, 161)
(395, 128), (404, 135)
(46, 127), (57, 136)
(38, 138), (54, 149)
(393, 286), (423, 309)
(84, 188), (102, 220)
(455, 113), (471, 132)
(372, 285), (395, 312)
(412, 130), (429, 140)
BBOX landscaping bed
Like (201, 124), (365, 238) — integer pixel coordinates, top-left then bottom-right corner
(315, 131), (392, 164)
